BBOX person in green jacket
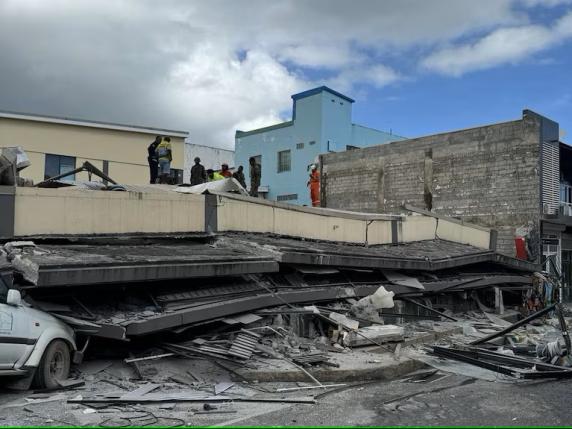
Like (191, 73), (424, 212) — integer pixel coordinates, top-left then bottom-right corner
(156, 137), (172, 184)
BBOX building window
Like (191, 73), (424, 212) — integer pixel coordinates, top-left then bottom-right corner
(277, 194), (298, 201)
(170, 168), (184, 185)
(296, 143), (304, 150)
(44, 154), (76, 180)
(309, 141), (316, 146)
(561, 183), (572, 204)
(277, 150), (291, 173)
(346, 145), (359, 151)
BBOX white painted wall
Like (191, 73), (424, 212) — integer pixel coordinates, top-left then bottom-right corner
(183, 142), (235, 183)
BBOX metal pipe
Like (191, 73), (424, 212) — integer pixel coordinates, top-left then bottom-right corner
(469, 304), (556, 345)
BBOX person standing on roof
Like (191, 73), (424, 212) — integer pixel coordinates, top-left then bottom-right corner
(156, 136), (172, 184)
(190, 157), (207, 186)
(307, 164), (320, 207)
(207, 169), (225, 181)
(147, 136), (161, 184)
(249, 157), (261, 197)
(220, 163), (232, 178)
(233, 165), (247, 189)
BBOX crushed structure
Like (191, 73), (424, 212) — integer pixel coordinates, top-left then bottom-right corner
(1, 171), (569, 425)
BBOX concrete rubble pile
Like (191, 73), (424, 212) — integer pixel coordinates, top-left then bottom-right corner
(3, 230), (568, 426)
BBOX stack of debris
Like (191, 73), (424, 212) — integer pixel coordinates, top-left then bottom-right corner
(425, 301), (572, 380)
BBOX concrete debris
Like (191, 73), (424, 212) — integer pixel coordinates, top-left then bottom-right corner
(328, 312), (359, 331)
(383, 270), (425, 290)
(10, 254), (39, 285)
(4, 241), (36, 252)
(343, 325), (405, 347)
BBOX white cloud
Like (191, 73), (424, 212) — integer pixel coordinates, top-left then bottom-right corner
(328, 65), (401, 93)
(422, 10), (572, 76)
(163, 47), (306, 146)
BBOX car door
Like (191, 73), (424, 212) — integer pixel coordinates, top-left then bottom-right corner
(0, 283), (31, 369)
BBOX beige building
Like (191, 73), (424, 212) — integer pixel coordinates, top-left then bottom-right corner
(0, 111), (187, 185)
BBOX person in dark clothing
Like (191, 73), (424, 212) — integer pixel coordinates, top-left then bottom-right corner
(190, 157), (207, 186)
(232, 165), (247, 189)
(147, 136), (161, 184)
(249, 157), (261, 197)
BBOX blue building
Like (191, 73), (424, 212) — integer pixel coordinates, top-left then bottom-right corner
(235, 86), (405, 205)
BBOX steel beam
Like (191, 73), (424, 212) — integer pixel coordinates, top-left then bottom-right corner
(470, 305), (556, 345)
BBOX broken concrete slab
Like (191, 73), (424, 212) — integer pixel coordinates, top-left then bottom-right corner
(4, 241), (36, 253)
(329, 312), (359, 331)
(11, 254), (39, 284)
(344, 325), (404, 348)
(383, 271), (425, 290)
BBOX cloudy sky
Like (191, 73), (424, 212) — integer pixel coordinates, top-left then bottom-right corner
(1, 0), (571, 149)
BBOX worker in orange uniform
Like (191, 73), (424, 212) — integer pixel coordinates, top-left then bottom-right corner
(307, 164), (320, 207)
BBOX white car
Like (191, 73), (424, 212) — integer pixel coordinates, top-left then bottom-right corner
(0, 287), (77, 389)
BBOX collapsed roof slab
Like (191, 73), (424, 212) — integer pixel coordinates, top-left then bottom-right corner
(125, 283), (398, 336)
(226, 234), (540, 273)
(20, 242), (278, 288)
(15, 233), (538, 290)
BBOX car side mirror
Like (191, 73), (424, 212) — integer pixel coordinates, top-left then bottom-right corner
(6, 289), (22, 306)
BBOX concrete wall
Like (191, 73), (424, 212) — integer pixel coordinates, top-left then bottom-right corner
(184, 143), (235, 183)
(321, 111), (544, 256)
(214, 193), (492, 248)
(5, 185), (492, 250)
(0, 117), (185, 185)
(13, 187), (204, 236)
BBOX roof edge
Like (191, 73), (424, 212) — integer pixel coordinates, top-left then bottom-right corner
(235, 120), (294, 138)
(291, 86), (355, 103)
(0, 110), (189, 138)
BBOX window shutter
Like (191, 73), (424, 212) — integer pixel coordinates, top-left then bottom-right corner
(541, 140), (560, 215)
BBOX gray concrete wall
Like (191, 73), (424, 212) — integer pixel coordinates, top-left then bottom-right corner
(321, 111), (543, 257)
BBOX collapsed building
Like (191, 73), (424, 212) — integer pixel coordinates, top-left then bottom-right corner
(0, 176), (541, 344)
(4, 150), (572, 420)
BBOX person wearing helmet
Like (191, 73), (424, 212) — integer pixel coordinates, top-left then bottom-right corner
(220, 163), (232, 178)
(190, 157), (207, 186)
(307, 164), (320, 207)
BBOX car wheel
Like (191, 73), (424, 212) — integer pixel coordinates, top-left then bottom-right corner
(34, 340), (71, 389)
